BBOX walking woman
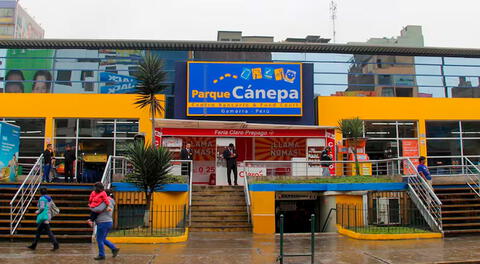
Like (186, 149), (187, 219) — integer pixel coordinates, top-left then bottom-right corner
(94, 189), (120, 260)
(28, 187), (59, 251)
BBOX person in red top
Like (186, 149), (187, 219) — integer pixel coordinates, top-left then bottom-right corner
(87, 182), (111, 227)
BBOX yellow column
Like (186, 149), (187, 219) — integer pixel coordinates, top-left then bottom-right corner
(250, 191), (276, 234)
(44, 117), (54, 148)
(418, 119), (427, 157)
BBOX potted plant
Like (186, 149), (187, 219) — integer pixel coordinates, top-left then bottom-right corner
(337, 117), (365, 176)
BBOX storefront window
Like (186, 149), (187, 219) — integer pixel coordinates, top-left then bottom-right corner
(398, 122), (417, 138)
(365, 121), (397, 138)
(3, 118), (45, 137)
(426, 121), (460, 138)
(461, 121), (480, 137)
(55, 119), (77, 137)
(462, 139), (480, 156)
(115, 119), (139, 138)
(79, 119), (114, 137)
(426, 139), (461, 156)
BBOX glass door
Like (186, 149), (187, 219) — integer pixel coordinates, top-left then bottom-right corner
(216, 138), (235, 185)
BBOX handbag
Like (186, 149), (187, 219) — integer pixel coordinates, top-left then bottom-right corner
(50, 201), (60, 218)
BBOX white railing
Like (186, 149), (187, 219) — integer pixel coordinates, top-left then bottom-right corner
(244, 173), (251, 223)
(405, 159), (443, 233)
(464, 157), (480, 197)
(9, 154), (44, 235)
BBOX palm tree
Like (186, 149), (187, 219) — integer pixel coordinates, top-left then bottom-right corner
(125, 141), (173, 225)
(338, 117), (364, 176)
(134, 53), (169, 142)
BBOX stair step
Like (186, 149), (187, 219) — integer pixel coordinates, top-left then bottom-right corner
(191, 201), (246, 206)
(0, 234), (92, 239)
(0, 227), (92, 232)
(442, 216), (480, 221)
(189, 226), (252, 232)
(442, 204), (480, 208)
(443, 229), (480, 234)
(437, 193), (478, 196)
(443, 223), (480, 227)
(191, 206), (247, 212)
(0, 213), (89, 218)
(1, 199), (86, 205)
(0, 187), (91, 193)
(441, 198), (480, 202)
(191, 211), (248, 217)
(191, 216), (249, 221)
(442, 210), (480, 214)
(0, 219), (90, 224)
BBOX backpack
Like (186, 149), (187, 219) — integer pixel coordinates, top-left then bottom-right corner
(49, 201), (60, 218)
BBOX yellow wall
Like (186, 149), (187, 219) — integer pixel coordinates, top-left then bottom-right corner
(0, 93), (165, 145)
(250, 191), (275, 234)
(115, 191), (188, 229)
(317, 96), (480, 156)
(336, 195), (363, 227)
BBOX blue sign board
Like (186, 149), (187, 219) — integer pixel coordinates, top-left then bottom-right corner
(187, 62), (302, 116)
(99, 72), (138, 94)
(0, 122), (20, 182)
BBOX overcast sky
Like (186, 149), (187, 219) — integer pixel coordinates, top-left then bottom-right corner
(18, 0), (479, 48)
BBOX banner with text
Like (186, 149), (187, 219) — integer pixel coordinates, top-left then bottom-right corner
(187, 62), (302, 116)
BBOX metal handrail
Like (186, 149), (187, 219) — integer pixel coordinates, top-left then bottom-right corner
(9, 154), (44, 235)
(405, 158), (442, 232)
(464, 157), (480, 197)
(244, 173), (251, 223)
(100, 155), (114, 189)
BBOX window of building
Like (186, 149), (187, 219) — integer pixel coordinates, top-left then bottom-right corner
(426, 121), (480, 169)
(364, 120), (418, 161)
(0, 8), (14, 17)
(0, 25), (14, 35)
(381, 88), (394, 97)
(81, 70), (95, 91)
(56, 70), (72, 86)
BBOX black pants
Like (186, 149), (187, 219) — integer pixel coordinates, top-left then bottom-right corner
(227, 165), (238, 185)
(65, 163), (74, 183)
(31, 222), (58, 247)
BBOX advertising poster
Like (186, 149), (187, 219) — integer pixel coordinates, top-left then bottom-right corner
(5, 49), (54, 93)
(187, 62), (302, 116)
(99, 72), (138, 94)
(0, 122), (20, 182)
(255, 138), (306, 161)
(402, 139), (419, 174)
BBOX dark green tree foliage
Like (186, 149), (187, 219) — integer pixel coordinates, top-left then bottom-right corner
(125, 141), (173, 207)
(134, 53), (169, 141)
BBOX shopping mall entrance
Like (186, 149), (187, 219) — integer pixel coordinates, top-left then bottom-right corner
(155, 120), (335, 185)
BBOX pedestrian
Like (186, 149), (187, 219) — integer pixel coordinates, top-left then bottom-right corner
(27, 187), (59, 251)
(87, 182), (112, 227)
(223, 143), (238, 186)
(417, 156), (432, 186)
(320, 146), (333, 176)
(64, 144), (76, 183)
(94, 189), (120, 260)
(42, 144), (55, 183)
(180, 143), (193, 176)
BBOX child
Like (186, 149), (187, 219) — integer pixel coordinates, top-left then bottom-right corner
(87, 182), (111, 227)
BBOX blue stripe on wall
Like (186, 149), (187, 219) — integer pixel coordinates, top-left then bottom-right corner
(249, 183), (407, 192)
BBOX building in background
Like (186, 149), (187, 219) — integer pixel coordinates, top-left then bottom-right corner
(345, 26), (424, 97)
(0, 0), (44, 39)
(195, 31), (274, 61)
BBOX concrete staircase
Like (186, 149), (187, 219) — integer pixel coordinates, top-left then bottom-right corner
(190, 185), (252, 232)
(0, 183), (93, 242)
(435, 184), (480, 236)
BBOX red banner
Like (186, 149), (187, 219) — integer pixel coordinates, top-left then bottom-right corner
(402, 140), (419, 174)
(157, 128), (332, 138)
(255, 138), (306, 160)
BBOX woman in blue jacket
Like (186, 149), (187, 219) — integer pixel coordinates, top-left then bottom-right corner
(28, 187), (59, 251)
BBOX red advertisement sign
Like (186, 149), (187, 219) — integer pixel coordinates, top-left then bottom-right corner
(157, 128), (331, 138)
(402, 140), (419, 174)
(255, 138), (306, 161)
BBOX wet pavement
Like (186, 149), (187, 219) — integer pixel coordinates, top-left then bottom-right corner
(1, 232), (480, 264)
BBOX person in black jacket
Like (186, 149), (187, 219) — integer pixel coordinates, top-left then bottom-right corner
(42, 144), (55, 183)
(320, 146), (333, 176)
(64, 144), (76, 183)
(180, 143), (193, 176)
(222, 143), (238, 186)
